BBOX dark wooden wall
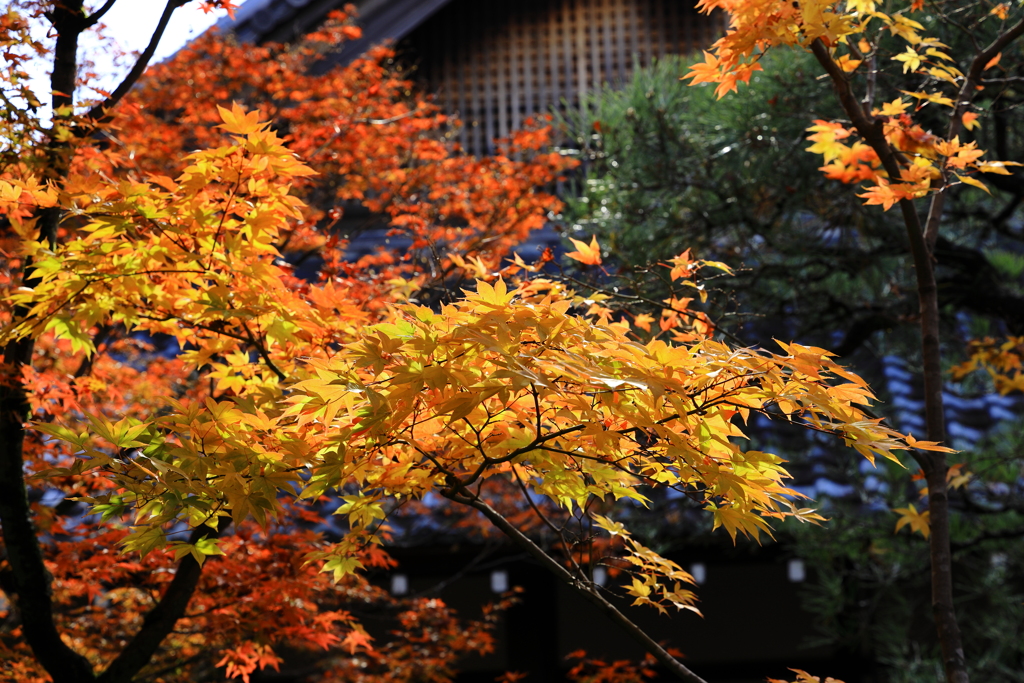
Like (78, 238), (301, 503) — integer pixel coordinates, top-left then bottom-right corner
(398, 0), (724, 155)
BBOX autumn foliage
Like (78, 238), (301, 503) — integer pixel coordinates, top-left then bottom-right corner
(0, 3), (974, 683)
(1, 7), (563, 681)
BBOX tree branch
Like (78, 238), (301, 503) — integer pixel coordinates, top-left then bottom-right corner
(0, 363), (96, 682)
(85, 0), (189, 123)
(923, 16), (1024, 250)
(83, 0), (120, 28)
(810, 37), (967, 683)
(96, 519), (230, 683)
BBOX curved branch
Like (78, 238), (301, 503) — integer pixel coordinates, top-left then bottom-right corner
(84, 0), (120, 28)
(96, 519), (230, 683)
(85, 0), (189, 123)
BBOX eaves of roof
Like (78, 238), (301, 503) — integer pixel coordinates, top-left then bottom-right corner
(220, 0), (455, 65)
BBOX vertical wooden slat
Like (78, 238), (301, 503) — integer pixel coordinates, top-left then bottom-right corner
(562, 0), (574, 112)
(628, 0), (643, 75)
(459, 19), (471, 152)
(678, 5), (686, 53)
(575, 0), (588, 107)
(640, 0), (654, 64)
(441, 25), (451, 129)
(497, 18), (509, 143)
(547, 0), (560, 113)
(665, 0), (679, 54)
(683, 2), (694, 54)
(589, 0), (599, 92)
(442, 14), (463, 151)
(598, 0), (606, 85)
(485, 4), (497, 153)
(536, 3), (546, 120)
(521, 3), (534, 125)
(473, 4), (485, 153)
(652, 0), (666, 59)
(614, 0), (622, 82)
(509, 9), (521, 133)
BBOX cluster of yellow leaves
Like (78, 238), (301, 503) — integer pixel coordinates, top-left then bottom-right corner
(895, 460), (968, 539)
(951, 336), (1024, 395)
(687, 0), (1021, 206)
(595, 515), (700, 615)
(283, 276), (937, 586)
(687, 0), (859, 97)
(7, 104), (366, 374)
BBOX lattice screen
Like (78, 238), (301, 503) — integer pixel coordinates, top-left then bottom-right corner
(402, 0), (724, 155)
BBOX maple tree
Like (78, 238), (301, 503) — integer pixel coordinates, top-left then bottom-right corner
(0, 3), (963, 683)
(687, 1), (1024, 682)
(1, 3), (559, 681)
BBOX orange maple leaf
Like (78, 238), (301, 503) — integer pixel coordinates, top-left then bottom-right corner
(341, 627), (374, 654)
(565, 235), (603, 266)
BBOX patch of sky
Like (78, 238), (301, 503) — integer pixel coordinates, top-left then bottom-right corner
(21, 1), (226, 124)
(40, 488), (65, 507)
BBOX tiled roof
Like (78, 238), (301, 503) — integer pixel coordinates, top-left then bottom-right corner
(220, 0), (455, 64)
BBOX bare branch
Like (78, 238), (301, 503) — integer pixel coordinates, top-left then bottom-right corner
(439, 489), (707, 683)
(924, 16), (1024, 250)
(84, 0), (120, 28)
(85, 0), (189, 122)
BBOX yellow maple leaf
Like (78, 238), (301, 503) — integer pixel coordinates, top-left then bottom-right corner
(685, 51), (722, 86)
(633, 312), (655, 332)
(845, 0), (875, 15)
(903, 433), (956, 453)
(893, 47), (923, 73)
(877, 97), (910, 116)
(836, 55), (862, 72)
(889, 15), (925, 44)
(894, 504), (931, 538)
